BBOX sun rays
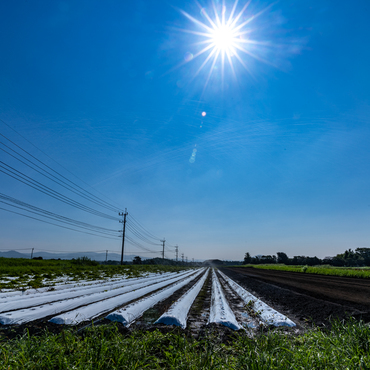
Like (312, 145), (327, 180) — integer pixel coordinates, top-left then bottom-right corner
(178, 0), (274, 90)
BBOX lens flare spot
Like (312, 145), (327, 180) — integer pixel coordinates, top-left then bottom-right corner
(184, 52), (193, 62)
(202, 111), (206, 117)
(200, 8), (207, 18)
(189, 148), (197, 163)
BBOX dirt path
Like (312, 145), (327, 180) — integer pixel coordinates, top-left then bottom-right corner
(220, 267), (370, 327)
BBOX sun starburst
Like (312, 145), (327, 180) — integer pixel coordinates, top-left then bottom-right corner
(179, 0), (273, 89)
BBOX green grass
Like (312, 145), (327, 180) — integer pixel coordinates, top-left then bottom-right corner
(0, 319), (369, 369)
(241, 264), (370, 278)
(0, 257), (188, 290)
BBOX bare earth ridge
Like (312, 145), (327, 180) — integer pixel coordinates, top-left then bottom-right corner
(220, 267), (370, 327)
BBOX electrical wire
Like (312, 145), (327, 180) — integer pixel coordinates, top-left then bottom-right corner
(0, 201), (120, 237)
(0, 142), (118, 213)
(0, 193), (119, 236)
(125, 235), (159, 253)
(0, 120), (180, 253)
(128, 212), (161, 240)
(0, 118), (122, 212)
(0, 162), (120, 221)
(126, 221), (161, 246)
(0, 207), (120, 240)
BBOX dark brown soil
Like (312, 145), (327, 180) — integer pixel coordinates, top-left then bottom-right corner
(220, 267), (370, 327)
(187, 269), (212, 337)
(131, 271), (205, 330)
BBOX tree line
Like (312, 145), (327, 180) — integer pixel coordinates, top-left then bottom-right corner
(244, 248), (370, 267)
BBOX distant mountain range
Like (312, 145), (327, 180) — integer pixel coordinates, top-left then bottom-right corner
(0, 250), (145, 261)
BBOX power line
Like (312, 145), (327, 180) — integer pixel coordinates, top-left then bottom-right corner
(0, 141), (118, 213)
(0, 162), (119, 221)
(0, 118), (122, 212)
(126, 213), (179, 256)
(0, 120), (182, 256)
(126, 222), (161, 246)
(129, 212), (161, 240)
(0, 193), (119, 236)
(125, 235), (159, 254)
(0, 207), (119, 240)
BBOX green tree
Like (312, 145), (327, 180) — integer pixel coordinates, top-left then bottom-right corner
(244, 252), (251, 264)
(133, 256), (142, 265)
(355, 248), (370, 266)
(277, 252), (289, 264)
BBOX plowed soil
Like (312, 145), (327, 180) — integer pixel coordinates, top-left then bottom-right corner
(220, 267), (370, 327)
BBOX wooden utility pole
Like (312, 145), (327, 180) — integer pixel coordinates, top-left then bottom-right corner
(119, 209), (128, 265)
(160, 238), (165, 260)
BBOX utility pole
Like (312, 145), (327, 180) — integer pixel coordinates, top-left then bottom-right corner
(105, 250), (108, 264)
(160, 238), (165, 260)
(181, 253), (184, 264)
(30, 248), (34, 259)
(175, 245), (178, 262)
(119, 209), (128, 266)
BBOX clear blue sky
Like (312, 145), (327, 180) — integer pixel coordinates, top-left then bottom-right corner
(0, 0), (369, 260)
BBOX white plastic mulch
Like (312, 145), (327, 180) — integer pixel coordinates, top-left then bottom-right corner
(0, 271), (190, 325)
(0, 272), (176, 313)
(208, 269), (241, 330)
(50, 269), (199, 325)
(218, 270), (296, 327)
(155, 268), (209, 328)
(107, 268), (207, 327)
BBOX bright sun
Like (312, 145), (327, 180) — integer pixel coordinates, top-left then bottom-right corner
(211, 24), (235, 52)
(179, 1), (272, 88)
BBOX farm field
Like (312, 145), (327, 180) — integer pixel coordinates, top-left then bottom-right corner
(0, 257), (186, 290)
(223, 266), (370, 326)
(1, 262), (370, 331)
(0, 266), (296, 331)
(1, 263), (370, 369)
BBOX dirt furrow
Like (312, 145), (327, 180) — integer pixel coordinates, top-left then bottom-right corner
(216, 270), (259, 331)
(228, 267), (370, 307)
(220, 267), (370, 327)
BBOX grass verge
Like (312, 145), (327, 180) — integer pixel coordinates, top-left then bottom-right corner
(241, 264), (370, 279)
(0, 319), (369, 369)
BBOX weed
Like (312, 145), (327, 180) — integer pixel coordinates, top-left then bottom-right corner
(301, 265), (309, 273)
(0, 319), (369, 369)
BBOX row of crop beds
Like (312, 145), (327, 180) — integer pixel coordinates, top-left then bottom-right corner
(0, 268), (296, 331)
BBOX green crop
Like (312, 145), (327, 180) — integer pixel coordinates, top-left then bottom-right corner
(0, 257), (188, 290)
